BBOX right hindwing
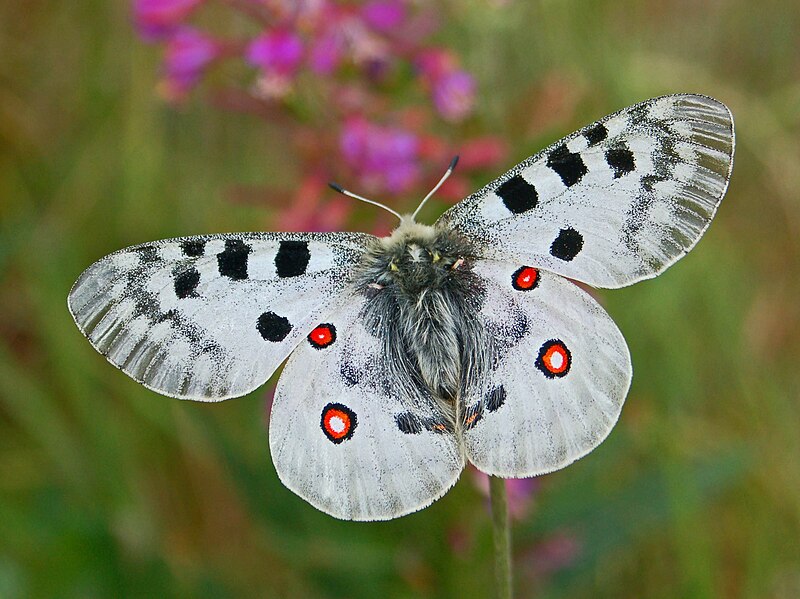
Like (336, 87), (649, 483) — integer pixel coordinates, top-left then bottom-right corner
(461, 259), (631, 477)
(269, 292), (464, 521)
(68, 232), (374, 400)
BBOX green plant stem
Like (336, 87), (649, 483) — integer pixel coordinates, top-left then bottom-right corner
(489, 475), (513, 599)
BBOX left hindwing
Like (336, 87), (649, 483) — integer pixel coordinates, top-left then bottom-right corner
(68, 232), (373, 400)
(438, 94), (734, 288)
(462, 260), (631, 477)
(269, 293), (464, 521)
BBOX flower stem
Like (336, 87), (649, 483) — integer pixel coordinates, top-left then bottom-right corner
(489, 475), (512, 599)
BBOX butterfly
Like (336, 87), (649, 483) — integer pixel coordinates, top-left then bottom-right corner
(68, 94), (734, 521)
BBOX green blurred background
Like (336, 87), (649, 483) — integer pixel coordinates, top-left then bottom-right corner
(2, 1), (799, 597)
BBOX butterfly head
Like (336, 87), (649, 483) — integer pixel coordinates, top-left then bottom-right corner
(358, 219), (476, 295)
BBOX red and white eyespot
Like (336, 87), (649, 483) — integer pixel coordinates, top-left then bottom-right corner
(308, 323), (336, 349)
(320, 403), (357, 444)
(511, 266), (539, 291)
(535, 339), (571, 378)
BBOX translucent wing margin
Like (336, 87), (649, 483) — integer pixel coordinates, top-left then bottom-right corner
(438, 94), (734, 288)
(270, 295), (464, 521)
(68, 232), (373, 400)
(462, 260), (631, 477)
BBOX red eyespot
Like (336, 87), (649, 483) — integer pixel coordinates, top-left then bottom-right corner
(308, 323), (336, 349)
(512, 266), (539, 291)
(535, 339), (571, 378)
(321, 403), (356, 444)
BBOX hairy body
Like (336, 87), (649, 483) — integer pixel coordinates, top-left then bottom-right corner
(354, 219), (491, 428)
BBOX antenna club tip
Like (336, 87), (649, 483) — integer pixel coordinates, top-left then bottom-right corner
(449, 155), (460, 170)
(328, 182), (344, 193)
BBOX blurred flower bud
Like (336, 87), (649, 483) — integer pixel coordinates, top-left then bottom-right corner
(133, 0), (203, 41)
(160, 27), (219, 100)
(247, 30), (304, 76)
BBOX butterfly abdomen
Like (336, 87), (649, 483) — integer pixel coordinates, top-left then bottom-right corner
(355, 221), (489, 420)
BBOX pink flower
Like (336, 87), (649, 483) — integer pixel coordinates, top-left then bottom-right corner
(274, 173), (353, 233)
(246, 30), (304, 76)
(310, 31), (345, 75)
(471, 468), (541, 520)
(361, 0), (407, 32)
(523, 533), (582, 578)
(415, 49), (476, 121)
(160, 28), (219, 99)
(340, 118), (421, 194)
(415, 48), (457, 82)
(432, 69), (475, 121)
(133, 0), (203, 41)
(456, 136), (509, 170)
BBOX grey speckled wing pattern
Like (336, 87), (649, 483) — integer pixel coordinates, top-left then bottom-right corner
(437, 94), (734, 288)
(68, 232), (374, 400)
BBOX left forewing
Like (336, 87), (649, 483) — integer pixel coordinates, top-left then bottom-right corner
(68, 232), (373, 400)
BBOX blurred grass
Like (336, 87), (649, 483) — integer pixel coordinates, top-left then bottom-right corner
(2, 0), (799, 597)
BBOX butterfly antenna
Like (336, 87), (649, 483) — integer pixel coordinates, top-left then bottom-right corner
(328, 182), (403, 222)
(411, 155), (459, 222)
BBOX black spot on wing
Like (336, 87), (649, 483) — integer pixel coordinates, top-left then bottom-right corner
(180, 240), (205, 257)
(547, 144), (587, 187)
(485, 386), (506, 412)
(507, 304), (530, 342)
(339, 361), (362, 387)
(275, 240), (311, 278)
(134, 245), (160, 264)
(218, 239), (251, 280)
(149, 300), (226, 358)
(621, 191), (655, 259)
(173, 267), (200, 299)
(641, 174), (664, 192)
(550, 227), (583, 261)
(484, 299), (529, 357)
(606, 145), (636, 178)
(131, 288), (161, 320)
(396, 412), (422, 434)
(584, 123), (608, 146)
(256, 311), (292, 342)
(496, 175), (538, 214)
(158, 309), (202, 346)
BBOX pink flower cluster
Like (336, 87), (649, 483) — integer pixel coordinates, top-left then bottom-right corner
(133, 0), (506, 228)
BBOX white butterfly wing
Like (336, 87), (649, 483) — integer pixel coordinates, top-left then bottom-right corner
(462, 260), (631, 477)
(68, 232), (373, 400)
(269, 294), (464, 521)
(438, 94), (734, 288)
